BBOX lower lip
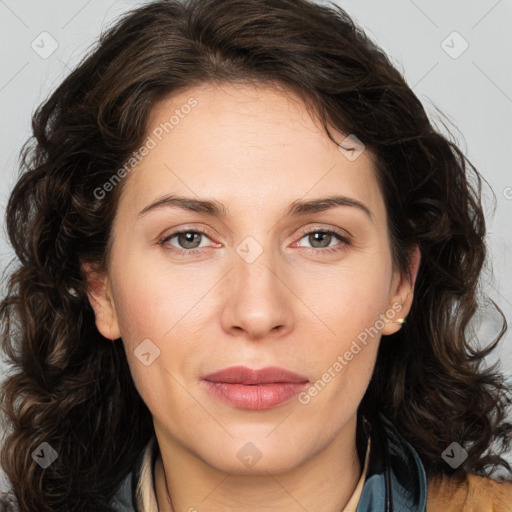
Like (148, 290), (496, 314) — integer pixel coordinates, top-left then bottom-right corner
(201, 380), (308, 410)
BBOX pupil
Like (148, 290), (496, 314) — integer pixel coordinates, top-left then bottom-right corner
(311, 232), (329, 247)
(180, 232), (199, 248)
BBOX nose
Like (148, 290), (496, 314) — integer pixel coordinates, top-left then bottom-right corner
(220, 246), (295, 341)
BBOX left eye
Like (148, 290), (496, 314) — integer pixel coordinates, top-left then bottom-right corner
(297, 230), (345, 249)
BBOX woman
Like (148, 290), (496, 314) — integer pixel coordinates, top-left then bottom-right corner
(1, 0), (511, 510)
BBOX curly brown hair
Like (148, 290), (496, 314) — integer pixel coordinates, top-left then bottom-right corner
(1, 0), (511, 510)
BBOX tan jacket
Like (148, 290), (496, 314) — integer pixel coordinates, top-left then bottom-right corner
(427, 474), (512, 512)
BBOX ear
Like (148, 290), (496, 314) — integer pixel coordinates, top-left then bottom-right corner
(81, 261), (121, 341)
(382, 245), (421, 336)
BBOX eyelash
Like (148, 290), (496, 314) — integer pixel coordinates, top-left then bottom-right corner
(158, 226), (351, 257)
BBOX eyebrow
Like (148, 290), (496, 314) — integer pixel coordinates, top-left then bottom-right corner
(138, 194), (374, 222)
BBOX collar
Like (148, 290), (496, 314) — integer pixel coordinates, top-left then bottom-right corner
(355, 412), (428, 512)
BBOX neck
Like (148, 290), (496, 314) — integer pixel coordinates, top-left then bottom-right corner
(154, 414), (363, 512)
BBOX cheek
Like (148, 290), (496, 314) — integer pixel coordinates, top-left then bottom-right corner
(293, 261), (391, 400)
(300, 259), (393, 342)
(107, 252), (212, 397)
(109, 255), (199, 344)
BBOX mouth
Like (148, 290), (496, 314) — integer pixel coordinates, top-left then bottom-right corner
(201, 366), (309, 410)
(201, 365), (309, 385)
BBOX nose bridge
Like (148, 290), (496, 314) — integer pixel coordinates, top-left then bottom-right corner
(234, 234), (283, 301)
(222, 233), (293, 338)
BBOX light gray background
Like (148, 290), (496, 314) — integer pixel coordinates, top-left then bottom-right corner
(1, 0), (511, 490)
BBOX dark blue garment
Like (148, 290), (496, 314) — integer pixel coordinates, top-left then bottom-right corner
(355, 413), (427, 511)
(111, 412), (427, 511)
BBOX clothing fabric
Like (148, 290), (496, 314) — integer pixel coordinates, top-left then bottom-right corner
(426, 473), (512, 512)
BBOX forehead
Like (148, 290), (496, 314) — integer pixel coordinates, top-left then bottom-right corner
(120, 81), (386, 224)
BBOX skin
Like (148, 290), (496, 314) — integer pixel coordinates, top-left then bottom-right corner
(84, 81), (420, 512)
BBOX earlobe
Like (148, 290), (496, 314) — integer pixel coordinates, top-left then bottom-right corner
(80, 261), (121, 340)
(382, 246), (421, 336)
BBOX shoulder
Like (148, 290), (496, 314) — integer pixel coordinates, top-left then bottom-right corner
(426, 473), (512, 512)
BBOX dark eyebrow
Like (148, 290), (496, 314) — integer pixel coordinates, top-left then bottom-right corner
(138, 194), (374, 223)
(138, 195), (228, 217)
(285, 195), (374, 222)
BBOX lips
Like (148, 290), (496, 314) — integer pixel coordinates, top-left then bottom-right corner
(201, 366), (309, 385)
(201, 366), (309, 409)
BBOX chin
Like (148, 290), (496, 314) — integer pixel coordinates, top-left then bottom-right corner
(198, 439), (308, 475)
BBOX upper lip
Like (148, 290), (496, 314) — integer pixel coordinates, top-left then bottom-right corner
(202, 366), (309, 384)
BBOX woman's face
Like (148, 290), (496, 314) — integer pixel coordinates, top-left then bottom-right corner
(86, 81), (418, 474)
